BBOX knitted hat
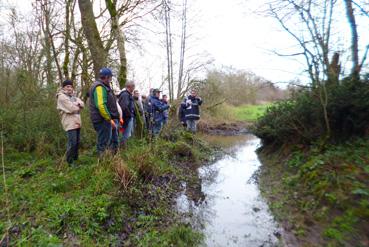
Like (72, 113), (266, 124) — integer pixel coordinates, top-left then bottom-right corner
(62, 79), (73, 87)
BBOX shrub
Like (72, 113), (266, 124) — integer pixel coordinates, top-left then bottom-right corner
(253, 78), (369, 145)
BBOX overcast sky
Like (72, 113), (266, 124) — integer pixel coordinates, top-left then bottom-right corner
(127, 0), (309, 92)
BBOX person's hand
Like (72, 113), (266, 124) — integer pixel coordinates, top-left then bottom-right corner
(119, 117), (124, 126)
(110, 119), (116, 129)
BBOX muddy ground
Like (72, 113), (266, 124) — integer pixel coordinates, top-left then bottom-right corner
(198, 121), (251, 136)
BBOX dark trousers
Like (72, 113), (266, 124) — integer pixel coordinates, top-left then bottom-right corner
(66, 128), (80, 164)
(110, 119), (119, 154)
(93, 121), (112, 156)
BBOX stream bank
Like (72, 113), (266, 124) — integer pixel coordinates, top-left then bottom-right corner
(257, 139), (369, 247)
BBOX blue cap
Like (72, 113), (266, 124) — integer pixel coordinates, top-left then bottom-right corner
(99, 67), (113, 77)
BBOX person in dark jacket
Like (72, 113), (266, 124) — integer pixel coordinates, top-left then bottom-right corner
(144, 89), (154, 132)
(181, 89), (202, 133)
(150, 89), (170, 135)
(161, 94), (169, 125)
(118, 81), (135, 145)
(88, 68), (120, 156)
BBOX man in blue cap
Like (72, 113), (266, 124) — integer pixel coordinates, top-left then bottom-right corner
(88, 68), (120, 156)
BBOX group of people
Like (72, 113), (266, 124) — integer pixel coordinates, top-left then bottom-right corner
(56, 67), (203, 166)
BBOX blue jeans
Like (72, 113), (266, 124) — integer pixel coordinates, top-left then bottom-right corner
(121, 117), (133, 143)
(110, 119), (119, 153)
(93, 121), (112, 156)
(66, 128), (80, 164)
(153, 120), (163, 135)
(186, 119), (198, 133)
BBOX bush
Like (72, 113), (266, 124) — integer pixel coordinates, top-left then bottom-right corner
(0, 85), (96, 156)
(253, 78), (369, 145)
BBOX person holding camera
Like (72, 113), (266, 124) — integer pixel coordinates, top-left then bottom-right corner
(181, 89), (203, 133)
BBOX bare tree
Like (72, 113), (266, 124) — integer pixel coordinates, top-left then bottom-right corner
(63, 0), (73, 79)
(37, 0), (64, 84)
(177, 0), (187, 98)
(163, 0), (174, 101)
(267, 0), (339, 139)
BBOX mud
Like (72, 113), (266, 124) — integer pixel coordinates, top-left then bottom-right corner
(198, 121), (251, 136)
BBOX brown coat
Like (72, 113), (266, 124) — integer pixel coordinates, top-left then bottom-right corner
(56, 89), (84, 131)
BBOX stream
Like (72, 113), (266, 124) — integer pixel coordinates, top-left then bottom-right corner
(176, 134), (281, 247)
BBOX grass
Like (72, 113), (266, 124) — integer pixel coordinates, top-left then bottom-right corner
(258, 137), (369, 246)
(0, 129), (211, 246)
(232, 104), (271, 122)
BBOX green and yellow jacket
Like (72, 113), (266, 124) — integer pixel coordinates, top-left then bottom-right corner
(88, 80), (119, 124)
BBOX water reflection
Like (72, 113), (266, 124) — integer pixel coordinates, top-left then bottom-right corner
(176, 135), (280, 247)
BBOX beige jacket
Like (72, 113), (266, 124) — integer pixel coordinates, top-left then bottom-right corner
(56, 88), (84, 131)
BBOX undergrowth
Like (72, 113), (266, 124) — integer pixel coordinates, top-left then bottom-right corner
(258, 137), (369, 246)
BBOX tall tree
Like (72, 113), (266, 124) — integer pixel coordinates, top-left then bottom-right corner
(163, 0), (174, 101)
(177, 0), (187, 98)
(78, 0), (107, 79)
(344, 0), (360, 76)
(63, 0), (73, 79)
(38, 0), (64, 84)
(105, 0), (127, 88)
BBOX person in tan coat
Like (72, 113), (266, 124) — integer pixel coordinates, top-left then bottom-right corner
(56, 80), (84, 166)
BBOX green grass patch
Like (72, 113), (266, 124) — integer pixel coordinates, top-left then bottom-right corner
(0, 129), (213, 246)
(232, 104), (271, 121)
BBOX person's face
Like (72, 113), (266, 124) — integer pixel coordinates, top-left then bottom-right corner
(134, 91), (139, 98)
(155, 92), (160, 98)
(102, 76), (112, 85)
(163, 96), (168, 101)
(63, 85), (74, 95)
(128, 85), (135, 93)
(191, 90), (197, 97)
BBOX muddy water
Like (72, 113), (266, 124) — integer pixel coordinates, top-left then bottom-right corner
(177, 134), (280, 247)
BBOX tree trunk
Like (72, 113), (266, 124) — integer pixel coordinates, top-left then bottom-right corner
(164, 0), (174, 101)
(344, 0), (360, 77)
(177, 0), (187, 99)
(40, 0), (63, 85)
(78, 0), (107, 79)
(106, 0), (127, 89)
(40, 0), (53, 86)
(63, 0), (73, 79)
